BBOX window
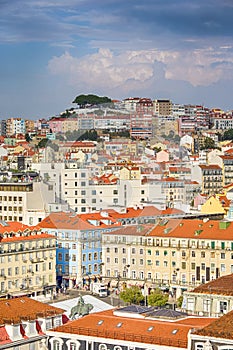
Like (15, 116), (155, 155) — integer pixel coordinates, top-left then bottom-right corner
(191, 263), (195, 270)
(132, 248), (136, 254)
(99, 345), (107, 350)
(221, 264), (226, 272)
(65, 253), (69, 262)
(191, 251), (195, 257)
(195, 344), (204, 350)
(201, 263), (205, 270)
(221, 252), (226, 259)
(72, 255), (76, 262)
(181, 262), (186, 269)
(220, 301), (228, 314)
(201, 251), (205, 258)
(49, 338), (63, 350)
(203, 299), (211, 313)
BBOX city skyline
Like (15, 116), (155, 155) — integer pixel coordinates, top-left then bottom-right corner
(0, 0), (233, 119)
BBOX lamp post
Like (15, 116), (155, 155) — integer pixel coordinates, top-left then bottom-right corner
(116, 264), (130, 306)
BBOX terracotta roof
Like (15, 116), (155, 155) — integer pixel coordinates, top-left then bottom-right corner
(194, 309), (233, 339)
(0, 297), (64, 325)
(199, 164), (222, 169)
(192, 274), (233, 296)
(0, 222), (30, 234)
(1, 232), (54, 242)
(102, 225), (154, 236)
(52, 309), (213, 348)
(38, 212), (121, 230)
(169, 167), (191, 173)
(146, 219), (233, 240)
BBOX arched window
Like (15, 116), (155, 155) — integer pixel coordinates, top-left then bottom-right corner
(49, 337), (63, 350)
(99, 344), (107, 350)
(195, 343), (204, 350)
(114, 346), (122, 350)
(66, 340), (80, 350)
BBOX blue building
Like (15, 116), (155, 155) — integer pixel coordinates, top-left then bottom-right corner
(38, 212), (121, 289)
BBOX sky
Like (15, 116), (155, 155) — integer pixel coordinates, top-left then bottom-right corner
(1, 0), (233, 119)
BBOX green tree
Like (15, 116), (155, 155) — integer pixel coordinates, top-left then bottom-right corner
(119, 286), (144, 305)
(201, 137), (216, 150)
(72, 94), (112, 107)
(223, 129), (233, 141)
(147, 289), (169, 307)
(37, 138), (49, 148)
(25, 133), (32, 142)
(177, 295), (183, 308)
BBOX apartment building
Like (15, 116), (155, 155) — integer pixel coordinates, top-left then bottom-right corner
(0, 181), (56, 225)
(102, 219), (233, 298)
(38, 211), (121, 289)
(221, 154), (233, 186)
(210, 113), (233, 130)
(0, 222), (56, 298)
(6, 118), (25, 137)
(122, 97), (140, 111)
(191, 164), (223, 195)
(94, 115), (131, 131)
(130, 112), (153, 139)
(153, 99), (173, 116)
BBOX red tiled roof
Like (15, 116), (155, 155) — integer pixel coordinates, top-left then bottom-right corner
(148, 219), (233, 240)
(38, 212), (121, 230)
(194, 309), (233, 339)
(199, 164), (222, 169)
(52, 309), (213, 348)
(0, 297), (64, 325)
(192, 274), (233, 296)
(1, 232), (54, 243)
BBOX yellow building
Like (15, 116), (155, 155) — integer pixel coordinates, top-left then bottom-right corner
(119, 166), (141, 180)
(200, 195), (226, 215)
(0, 222), (56, 298)
(102, 219), (233, 298)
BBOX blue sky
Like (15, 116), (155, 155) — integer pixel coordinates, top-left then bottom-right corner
(1, 0), (233, 118)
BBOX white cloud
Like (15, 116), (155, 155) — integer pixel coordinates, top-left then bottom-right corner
(48, 47), (233, 91)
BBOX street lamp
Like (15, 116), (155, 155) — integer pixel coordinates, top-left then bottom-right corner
(117, 264), (130, 293)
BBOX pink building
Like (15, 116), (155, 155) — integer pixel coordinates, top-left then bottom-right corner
(48, 118), (64, 133)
